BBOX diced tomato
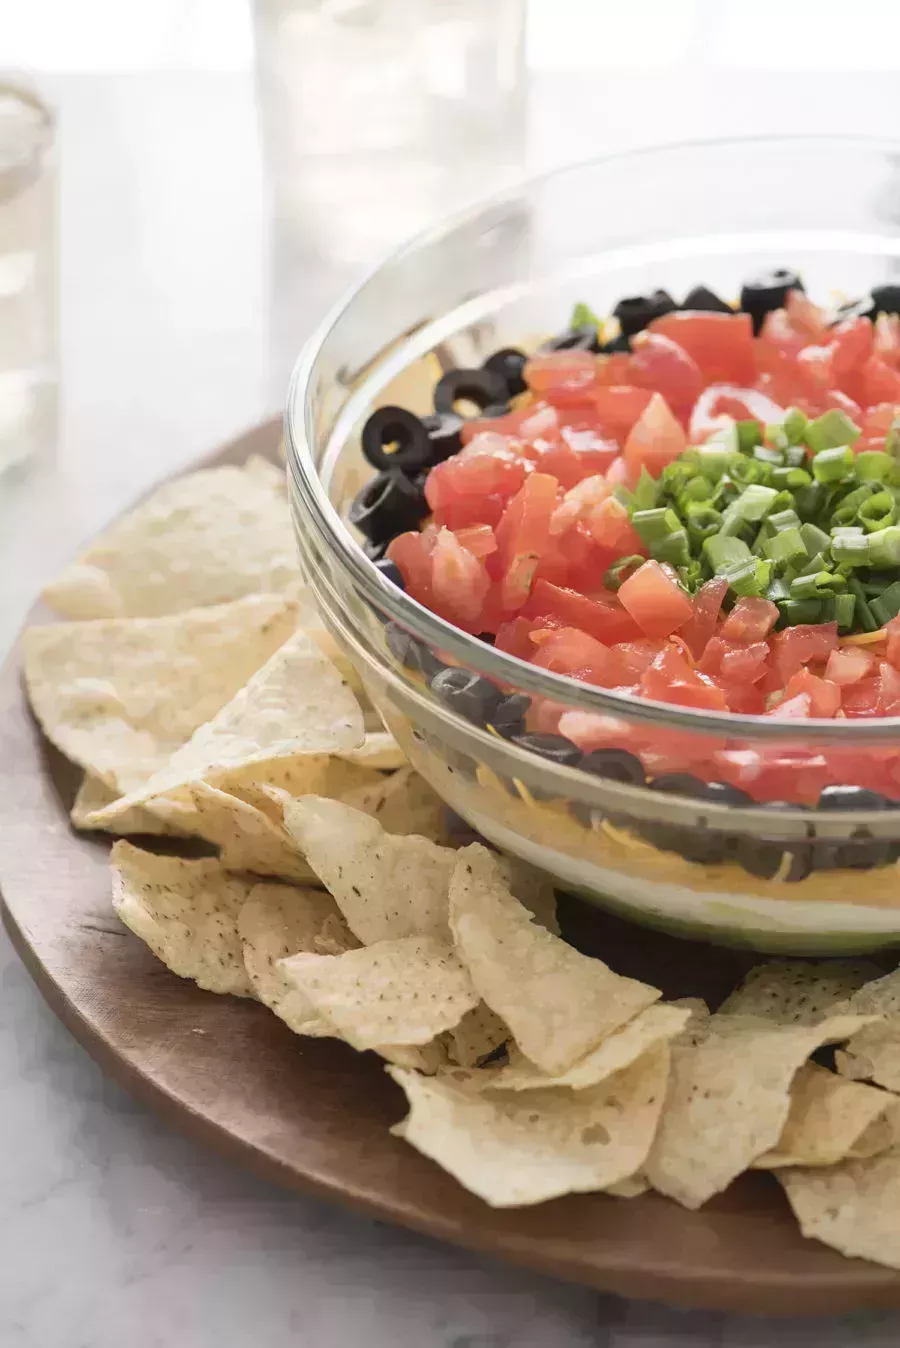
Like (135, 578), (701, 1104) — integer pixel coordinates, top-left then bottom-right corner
(529, 626), (628, 688)
(518, 403), (560, 442)
(649, 310), (756, 387)
(720, 596), (779, 643)
(829, 316), (873, 380)
(524, 350), (599, 404)
(593, 385), (654, 441)
(886, 616), (900, 670)
(700, 637), (770, 685)
(454, 524), (497, 557)
(549, 475), (611, 535)
(751, 750), (831, 804)
(840, 676), (883, 718)
(880, 660), (900, 715)
(780, 668), (841, 718)
(679, 578), (729, 659)
(861, 356), (900, 407)
(766, 692), (811, 719)
(522, 579), (642, 644)
(874, 314), (900, 370)
(459, 400), (550, 445)
(626, 334), (704, 419)
(495, 616), (539, 660)
(689, 384), (785, 443)
(430, 527), (490, 628)
(494, 472), (558, 611)
(527, 698), (568, 735)
(623, 393), (687, 480)
(786, 289), (829, 342)
(856, 401), (900, 452)
(719, 683), (768, 715)
(386, 530), (434, 606)
(771, 623), (839, 684)
(618, 560), (693, 640)
(825, 645), (877, 686)
(759, 308), (809, 360)
(641, 645), (728, 711)
(614, 638), (668, 678)
(425, 433), (527, 519)
(557, 710), (635, 753)
(533, 429), (619, 488)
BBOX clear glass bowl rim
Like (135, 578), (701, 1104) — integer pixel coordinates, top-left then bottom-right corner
(286, 132), (900, 747)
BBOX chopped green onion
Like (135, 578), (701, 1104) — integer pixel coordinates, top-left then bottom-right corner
(652, 529), (691, 567)
(704, 534), (752, 571)
(686, 443), (736, 482)
(785, 444), (808, 468)
(859, 490), (897, 533)
(771, 465), (812, 490)
(796, 550), (827, 578)
(603, 554), (644, 592)
(834, 592), (857, 630)
(767, 508), (803, 535)
(631, 468), (660, 511)
(800, 521), (832, 555)
(705, 421), (741, 455)
(730, 457), (772, 487)
(736, 419), (763, 452)
(866, 525), (900, 569)
(763, 526), (807, 566)
(679, 474), (714, 504)
(790, 570), (845, 601)
(782, 407), (809, 445)
(570, 301), (601, 330)
(885, 416), (900, 459)
(631, 507), (682, 545)
(830, 530), (870, 565)
(794, 482), (828, 521)
(812, 445), (855, 483)
(721, 556), (772, 597)
(754, 444), (785, 468)
(856, 450), (897, 483)
(766, 423), (789, 452)
(684, 502), (723, 544)
(848, 576), (879, 632)
(870, 580), (900, 626)
(767, 575), (791, 603)
(778, 598), (823, 625)
(804, 408), (862, 453)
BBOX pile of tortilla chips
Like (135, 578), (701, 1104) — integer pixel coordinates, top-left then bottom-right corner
(22, 451), (900, 1273)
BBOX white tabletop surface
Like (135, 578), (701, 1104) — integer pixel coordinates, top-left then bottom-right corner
(5, 5), (900, 1344)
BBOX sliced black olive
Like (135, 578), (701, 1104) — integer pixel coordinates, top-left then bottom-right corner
(871, 283), (900, 317)
(374, 558), (404, 589)
(600, 331), (631, 354)
(488, 692), (531, 739)
(385, 623), (444, 680)
(703, 781), (753, 806)
(833, 831), (893, 870)
(510, 731), (583, 767)
(481, 403), (512, 419)
(421, 412), (464, 465)
(735, 836), (813, 882)
(580, 748), (645, 785)
(649, 772), (711, 799)
(475, 631), (496, 646)
(681, 285), (733, 314)
(613, 289), (676, 338)
(636, 821), (726, 866)
(833, 295), (877, 325)
(817, 785), (899, 811)
(361, 405), (432, 474)
(434, 367), (510, 418)
(430, 667), (503, 726)
(739, 268), (805, 335)
(540, 324), (602, 354)
(483, 347), (528, 398)
(348, 469), (429, 545)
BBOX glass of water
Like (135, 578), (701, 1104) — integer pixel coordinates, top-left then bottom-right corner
(0, 77), (57, 477)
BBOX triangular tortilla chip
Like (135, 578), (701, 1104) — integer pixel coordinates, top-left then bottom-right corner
(87, 629), (365, 821)
(71, 773), (179, 836)
(780, 1149), (900, 1271)
(644, 1011), (875, 1209)
(238, 881), (357, 1037)
(388, 1045), (670, 1208)
(110, 841), (255, 996)
(483, 1003), (691, 1091)
(337, 765), (453, 845)
(719, 959), (881, 1023)
(280, 796), (458, 944)
(23, 595), (298, 793)
(753, 1063), (895, 1169)
(449, 844), (659, 1075)
(338, 731), (406, 772)
(149, 782), (311, 881)
(279, 936), (478, 1049)
(443, 1002), (509, 1068)
(835, 968), (900, 1093)
(42, 457), (300, 619)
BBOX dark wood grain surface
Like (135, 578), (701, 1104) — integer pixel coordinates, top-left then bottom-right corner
(3, 420), (900, 1316)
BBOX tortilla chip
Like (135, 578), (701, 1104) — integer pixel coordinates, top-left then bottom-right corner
(449, 844), (659, 1075)
(221, 756), (384, 824)
(753, 1063), (895, 1169)
(281, 796), (458, 944)
(443, 1002), (509, 1068)
(831, 968), (900, 1093)
(338, 731), (406, 772)
(644, 1012), (874, 1209)
(110, 841), (254, 996)
(279, 936), (478, 1049)
(42, 458), (300, 619)
(23, 595), (298, 793)
(606, 1175), (650, 1198)
(484, 1003), (691, 1091)
(780, 1149), (900, 1271)
(338, 765), (454, 844)
(87, 629), (365, 822)
(388, 1045), (669, 1208)
(71, 773), (179, 836)
(719, 959), (881, 1023)
(150, 782), (311, 881)
(238, 881), (356, 1036)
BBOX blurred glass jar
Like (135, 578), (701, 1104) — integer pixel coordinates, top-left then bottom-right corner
(0, 77), (57, 478)
(253, 0), (526, 268)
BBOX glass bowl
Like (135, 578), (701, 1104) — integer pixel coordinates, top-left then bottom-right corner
(286, 136), (900, 955)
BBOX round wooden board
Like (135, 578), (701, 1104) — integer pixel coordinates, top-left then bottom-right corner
(3, 418), (900, 1317)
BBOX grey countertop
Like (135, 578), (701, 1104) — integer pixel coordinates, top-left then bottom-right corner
(4, 36), (900, 1346)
